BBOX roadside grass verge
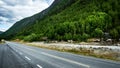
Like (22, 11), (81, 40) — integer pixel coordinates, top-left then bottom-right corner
(25, 43), (120, 61)
(0, 41), (3, 44)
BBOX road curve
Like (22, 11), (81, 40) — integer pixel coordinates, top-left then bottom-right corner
(0, 41), (120, 68)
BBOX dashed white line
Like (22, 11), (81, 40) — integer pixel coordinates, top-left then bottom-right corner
(37, 64), (42, 68)
(16, 50), (18, 52)
(25, 56), (31, 61)
(16, 45), (89, 68)
(41, 52), (90, 68)
(19, 52), (23, 55)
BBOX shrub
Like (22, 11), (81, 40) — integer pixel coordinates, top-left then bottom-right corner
(23, 33), (38, 42)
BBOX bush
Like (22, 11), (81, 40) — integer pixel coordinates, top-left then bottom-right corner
(110, 29), (119, 39)
(63, 33), (72, 41)
(92, 28), (103, 38)
(23, 33), (38, 42)
(81, 33), (90, 41)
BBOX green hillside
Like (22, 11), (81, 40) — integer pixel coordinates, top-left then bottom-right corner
(0, 0), (75, 39)
(1, 0), (120, 42)
(0, 31), (3, 34)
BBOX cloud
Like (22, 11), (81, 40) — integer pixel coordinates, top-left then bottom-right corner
(45, 0), (54, 5)
(0, 0), (54, 31)
(0, 16), (8, 23)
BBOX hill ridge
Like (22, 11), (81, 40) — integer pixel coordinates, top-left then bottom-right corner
(0, 0), (120, 42)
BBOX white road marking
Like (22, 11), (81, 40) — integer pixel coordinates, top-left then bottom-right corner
(19, 52), (23, 55)
(41, 52), (90, 68)
(16, 50), (18, 52)
(25, 56), (31, 60)
(16, 45), (90, 68)
(37, 64), (42, 68)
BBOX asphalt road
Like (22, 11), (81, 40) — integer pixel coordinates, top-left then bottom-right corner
(0, 41), (120, 68)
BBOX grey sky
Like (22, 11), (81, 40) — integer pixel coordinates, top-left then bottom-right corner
(0, 0), (54, 31)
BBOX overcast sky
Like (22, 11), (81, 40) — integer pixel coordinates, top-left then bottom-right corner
(0, 0), (54, 32)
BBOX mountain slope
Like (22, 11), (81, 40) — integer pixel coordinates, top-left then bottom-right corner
(0, 0), (120, 41)
(0, 0), (75, 39)
(0, 31), (3, 34)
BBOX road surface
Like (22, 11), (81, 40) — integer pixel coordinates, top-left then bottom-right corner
(0, 41), (120, 68)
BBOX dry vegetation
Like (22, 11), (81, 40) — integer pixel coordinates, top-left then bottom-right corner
(26, 43), (120, 61)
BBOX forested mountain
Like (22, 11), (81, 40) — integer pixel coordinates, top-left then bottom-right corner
(0, 0), (75, 39)
(0, 31), (3, 34)
(0, 0), (120, 42)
